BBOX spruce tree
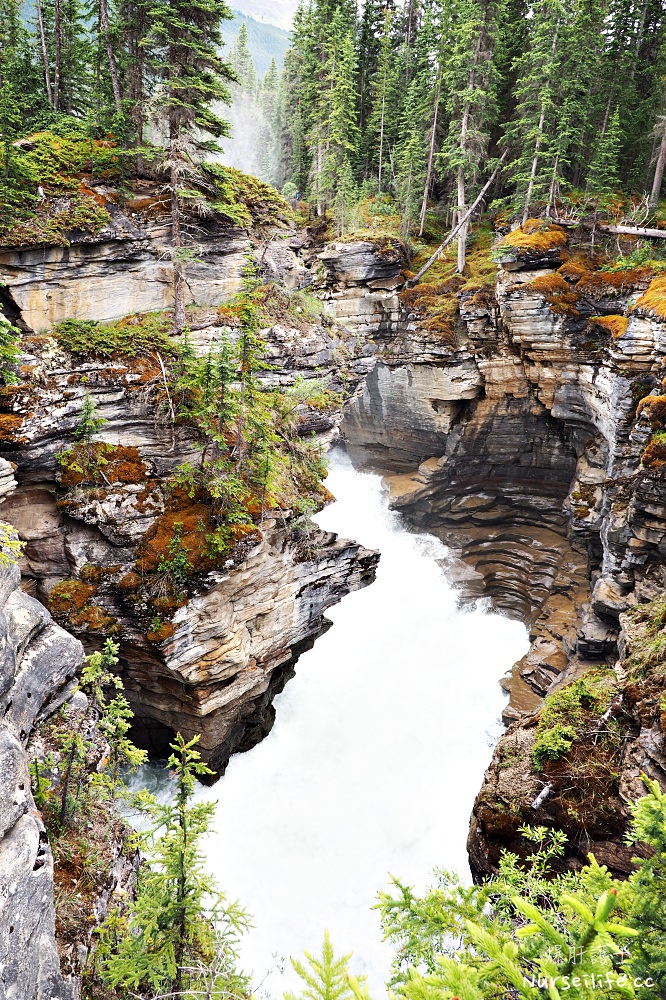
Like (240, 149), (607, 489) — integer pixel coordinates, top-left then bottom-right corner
(437, 0), (500, 265)
(502, 0), (563, 224)
(587, 106), (623, 196)
(101, 733), (250, 998)
(144, 0), (235, 332)
(286, 931), (360, 1000)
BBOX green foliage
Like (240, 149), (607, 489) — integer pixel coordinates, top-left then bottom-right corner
(532, 673), (616, 771)
(74, 392), (106, 443)
(286, 930), (361, 1000)
(32, 638), (147, 834)
(0, 311), (20, 384)
(627, 778), (666, 995)
(365, 789), (666, 1000)
(54, 312), (174, 357)
(99, 733), (251, 999)
(156, 522), (193, 594)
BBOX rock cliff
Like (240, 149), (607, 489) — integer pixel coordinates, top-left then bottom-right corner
(0, 239), (378, 775)
(0, 499), (83, 999)
(316, 225), (666, 875)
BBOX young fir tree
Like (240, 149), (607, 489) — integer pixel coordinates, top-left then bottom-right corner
(502, 0), (564, 224)
(394, 16), (436, 235)
(144, 0), (235, 333)
(627, 778), (666, 994)
(437, 0), (500, 266)
(587, 105), (623, 197)
(286, 931), (361, 1000)
(363, 8), (397, 194)
(101, 733), (250, 998)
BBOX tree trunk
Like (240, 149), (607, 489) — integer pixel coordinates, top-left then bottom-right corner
(456, 168), (468, 272)
(99, 0), (122, 111)
(419, 78), (441, 237)
(454, 6), (490, 270)
(522, 104), (546, 226)
(53, 0), (62, 110)
(35, 0), (53, 106)
(522, 25), (559, 226)
(650, 121), (666, 208)
(173, 767), (188, 995)
(170, 128), (186, 334)
(378, 88), (386, 195)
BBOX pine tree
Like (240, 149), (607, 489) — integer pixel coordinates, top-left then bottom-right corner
(75, 391), (106, 443)
(587, 106), (623, 196)
(364, 8), (396, 194)
(101, 733), (250, 998)
(437, 0), (500, 265)
(627, 778), (666, 994)
(502, 0), (564, 224)
(286, 931), (361, 1000)
(144, 0), (235, 332)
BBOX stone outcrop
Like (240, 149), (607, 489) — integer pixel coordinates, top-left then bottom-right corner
(0, 296), (378, 777)
(0, 521), (83, 999)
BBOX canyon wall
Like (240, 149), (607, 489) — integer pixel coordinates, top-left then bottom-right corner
(0, 464), (83, 999)
(320, 229), (666, 876)
(0, 240), (378, 776)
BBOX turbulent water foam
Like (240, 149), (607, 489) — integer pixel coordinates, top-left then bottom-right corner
(135, 449), (528, 994)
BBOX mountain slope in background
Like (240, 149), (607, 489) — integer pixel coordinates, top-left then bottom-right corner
(222, 10), (291, 77)
(229, 0), (298, 31)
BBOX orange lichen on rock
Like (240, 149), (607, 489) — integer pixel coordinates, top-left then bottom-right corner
(0, 414), (25, 441)
(590, 315), (629, 339)
(632, 276), (666, 322)
(47, 578), (120, 632)
(116, 571), (142, 592)
(636, 394), (666, 427)
(576, 268), (651, 298)
(642, 431), (666, 469)
(48, 579), (97, 616)
(496, 219), (568, 254)
(60, 442), (147, 488)
(557, 261), (589, 281)
(135, 493), (213, 574)
(399, 276), (462, 345)
(530, 273), (580, 317)
(146, 621), (176, 644)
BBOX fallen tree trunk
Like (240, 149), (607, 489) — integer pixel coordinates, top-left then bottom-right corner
(553, 219), (666, 239)
(409, 151), (508, 286)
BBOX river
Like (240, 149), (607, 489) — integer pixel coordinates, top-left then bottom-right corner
(136, 448), (528, 995)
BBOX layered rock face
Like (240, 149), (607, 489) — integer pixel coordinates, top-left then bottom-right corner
(0, 196), (312, 331)
(0, 509), (83, 999)
(0, 293), (378, 776)
(320, 231), (666, 873)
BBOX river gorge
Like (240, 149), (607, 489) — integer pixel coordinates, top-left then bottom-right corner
(1, 195), (666, 995)
(142, 448), (528, 994)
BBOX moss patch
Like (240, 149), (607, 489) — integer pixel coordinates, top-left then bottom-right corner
(533, 672), (618, 772)
(642, 429), (666, 468)
(590, 314), (629, 339)
(47, 579), (120, 634)
(203, 164), (293, 228)
(530, 273), (580, 317)
(58, 442), (147, 488)
(492, 219), (568, 259)
(54, 313), (174, 358)
(632, 275), (666, 321)
(576, 267), (651, 298)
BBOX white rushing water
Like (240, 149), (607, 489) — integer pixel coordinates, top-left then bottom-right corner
(136, 449), (528, 995)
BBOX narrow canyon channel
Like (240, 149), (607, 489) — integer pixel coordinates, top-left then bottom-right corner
(136, 448), (529, 995)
